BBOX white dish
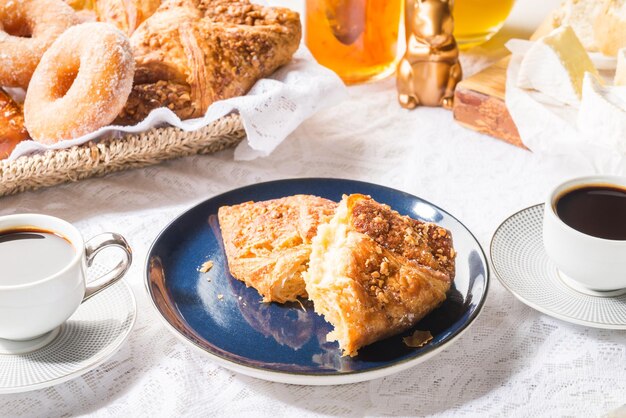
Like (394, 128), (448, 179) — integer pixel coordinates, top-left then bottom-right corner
(0, 280), (136, 394)
(491, 204), (626, 329)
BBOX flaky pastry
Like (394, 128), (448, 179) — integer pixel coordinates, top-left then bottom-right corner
(116, 0), (301, 124)
(95, 0), (161, 35)
(304, 194), (456, 357)
(218, 195), (336, 303)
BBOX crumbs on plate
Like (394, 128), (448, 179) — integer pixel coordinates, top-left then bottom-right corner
(403, 330), (433, 348)
(198, 260), (214, 273)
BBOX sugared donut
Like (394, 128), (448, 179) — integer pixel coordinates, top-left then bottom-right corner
(24, 22), (135, 143)
(0, 0), (78, 88)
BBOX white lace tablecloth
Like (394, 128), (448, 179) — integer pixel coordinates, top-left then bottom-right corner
(3, 3), (626, 417)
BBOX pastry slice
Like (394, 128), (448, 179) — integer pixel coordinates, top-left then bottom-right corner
(95, 0), (161, 35)
(218, 195), (337, 303)
(115, 0), (301, 124)
(304, 194), (455, 357)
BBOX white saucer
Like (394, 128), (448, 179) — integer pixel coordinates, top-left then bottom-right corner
(491, 204), (626, 330)
(0, 327), (62, 355)
(0, 280), (136, 394)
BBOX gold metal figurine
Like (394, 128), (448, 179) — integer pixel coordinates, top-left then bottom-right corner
(397, 0), (462, 109)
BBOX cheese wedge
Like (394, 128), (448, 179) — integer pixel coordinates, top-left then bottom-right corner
(578, 72), (626, 153)
(517, 25), (599, 106)
(615, 48), (626, 86)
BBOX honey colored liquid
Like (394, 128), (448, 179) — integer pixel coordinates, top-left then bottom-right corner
(453, 0), (516, 49)
(306, 0), (403, 84)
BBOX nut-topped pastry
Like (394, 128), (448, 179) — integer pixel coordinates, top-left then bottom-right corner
(304, 194), (455, 357)
(218, 195), (337, 304)
(116, 0), (302, 124)
(95, 0), (161, 35)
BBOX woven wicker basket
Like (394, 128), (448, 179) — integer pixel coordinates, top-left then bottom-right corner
(0, 114), (245, 197)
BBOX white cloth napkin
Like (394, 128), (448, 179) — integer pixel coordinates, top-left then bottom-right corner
(505, 39), (626, 175)
(8, 46), (348, 161)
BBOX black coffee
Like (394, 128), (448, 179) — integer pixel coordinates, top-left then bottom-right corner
(0, 228), (75, 286)
(555, 184), (626, 241)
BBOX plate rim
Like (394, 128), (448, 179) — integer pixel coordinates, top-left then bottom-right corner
(490, 203), (626, 330)
(0, 280), (137, 394)
(144, 177), (491, 385)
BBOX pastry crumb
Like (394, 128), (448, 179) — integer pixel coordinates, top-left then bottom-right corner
(403, 330), (433, 348)
(198, 260), (214, 273)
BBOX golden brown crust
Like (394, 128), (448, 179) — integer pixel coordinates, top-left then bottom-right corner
(95, 0), (161, 35)
(0, 88), (30, 159)
(347, 194), (455, 281)
(337, 235), (450, 355)
(304, 194), (456, 357)
(218, 195), (336, 303)
(63, 0), (97, 10)
(115, 0), (301, 124)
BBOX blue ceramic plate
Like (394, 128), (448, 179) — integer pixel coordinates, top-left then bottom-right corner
(145, 178), (489, 385)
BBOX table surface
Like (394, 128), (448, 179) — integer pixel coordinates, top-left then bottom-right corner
(3, 1), (626, 416)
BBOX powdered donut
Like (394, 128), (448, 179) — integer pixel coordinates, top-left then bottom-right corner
(24, 22), (135, 143)
(0, 0), (78, 88)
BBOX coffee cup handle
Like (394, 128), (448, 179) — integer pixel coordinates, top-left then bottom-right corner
(83, 233), (132, 301)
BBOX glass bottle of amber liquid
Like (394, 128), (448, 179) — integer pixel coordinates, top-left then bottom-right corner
(306, 0), (403, 84)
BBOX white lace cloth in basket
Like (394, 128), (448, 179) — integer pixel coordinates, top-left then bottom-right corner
(8, 47), (347, 162)
(1, 19), (625, 418)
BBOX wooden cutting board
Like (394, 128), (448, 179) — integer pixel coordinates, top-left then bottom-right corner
(452, 17), (554, 148)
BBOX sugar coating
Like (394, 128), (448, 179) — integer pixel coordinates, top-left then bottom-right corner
(0, 0), (79, 88)
(24, 22), (135, 143)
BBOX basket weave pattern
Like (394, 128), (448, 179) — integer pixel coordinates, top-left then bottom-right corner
(0, 114), (244, 197)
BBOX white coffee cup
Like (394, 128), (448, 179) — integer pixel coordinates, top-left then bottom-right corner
(0, 214), (132, 344)
(543, 175), (626, 295)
